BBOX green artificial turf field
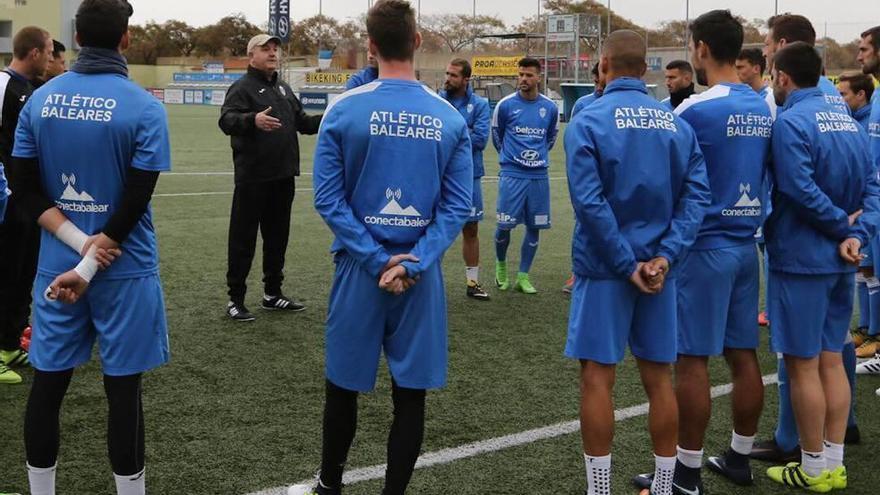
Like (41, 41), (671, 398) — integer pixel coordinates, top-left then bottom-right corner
(0, 104), (877, 494)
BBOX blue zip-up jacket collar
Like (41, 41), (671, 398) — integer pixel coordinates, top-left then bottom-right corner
(440, 85), (490, 178)
(766, 86), (880, 274)
(854, 104), (872, 130)
(565, 76), (711, 280)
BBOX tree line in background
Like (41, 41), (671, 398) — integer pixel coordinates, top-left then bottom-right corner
(125, 0), (863, 70)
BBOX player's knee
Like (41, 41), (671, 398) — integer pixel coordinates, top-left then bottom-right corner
(579, 360), (616, 392)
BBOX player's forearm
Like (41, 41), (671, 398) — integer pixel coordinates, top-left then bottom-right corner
(101, 168), (159, 244)
(7, 156), (55, 222)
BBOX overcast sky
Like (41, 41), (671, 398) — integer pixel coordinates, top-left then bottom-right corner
(130, 0), (880, 43)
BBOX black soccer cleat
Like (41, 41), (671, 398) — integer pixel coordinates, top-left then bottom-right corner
(226, 302), (256, 322)
(262, 294), (306, 312)
(749, 438), (799, 463)
(706, 450), (754, 486)
(466, 281), (490, 300)
(632, 472), (705, 495)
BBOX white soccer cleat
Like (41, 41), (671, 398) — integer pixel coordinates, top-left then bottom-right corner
(856, 356), (880, 375)
(876, 386), (880, 398)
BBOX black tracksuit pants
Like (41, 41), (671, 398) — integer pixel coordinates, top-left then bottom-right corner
(226, 177), (295, 305)
(0, 203), (40, 351)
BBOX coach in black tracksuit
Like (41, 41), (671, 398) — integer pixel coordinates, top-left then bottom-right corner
(219, 34), (321, 321)
(0, 27), (52, 380)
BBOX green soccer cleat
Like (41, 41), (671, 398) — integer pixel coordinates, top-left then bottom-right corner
(767, 463), (832, 493)
(495, 260), (509, 291)
(829, 466), (847, 490)
(0, 364), (22, 384)
(0, 349), (28, 367)
(514, 272), (537, 294)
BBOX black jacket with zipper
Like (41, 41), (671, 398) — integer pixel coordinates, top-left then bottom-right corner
(219, 65), (322, 185)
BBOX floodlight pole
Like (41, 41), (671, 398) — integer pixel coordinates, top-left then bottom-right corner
(775, 0), (779, 15)
(607, 0), (611, 36)
(684, 0), (689, 57)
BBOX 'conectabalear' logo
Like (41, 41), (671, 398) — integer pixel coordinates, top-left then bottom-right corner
(364, 188), (431, 228)
(722, 183), (761, 217)
(56, 173), (109, 213)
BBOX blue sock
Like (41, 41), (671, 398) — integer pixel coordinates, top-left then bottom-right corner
(843, 342), (858, 428)
(858, 281), (870, 328)
(495, 228), (511, 262)
(519, 228), (539, 273)
(774, 358), (800, 451)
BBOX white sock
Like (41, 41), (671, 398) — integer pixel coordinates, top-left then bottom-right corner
(466, 266), (479, 283)
(801, 449), (826, 477)
(27, 463), (56, 495)
(824, 440), (844, 470)
(114, 468), (146, 495)
(676, 446), (702, 469)
(584, 453), (611, 495)
(651, 454), (677, 495)
(730, 430), (755, 456)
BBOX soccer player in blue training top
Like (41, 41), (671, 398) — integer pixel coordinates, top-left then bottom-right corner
(736, 48), (776, 119)
(7, 1), (171, 494)
(345, 52), (378, 90)
(570, 62), (605, 120)
(287, 1), (473, 494)
(491, 57), (558, 294)
(763, 41), (879, 492)
(633, 11), (772, 494)
(752, 12), (865, 464)
(855, 26), (880, 393)
(441, 57), (491, 300)
(838, 72), (875, 360)
(565, 30), (711, 495)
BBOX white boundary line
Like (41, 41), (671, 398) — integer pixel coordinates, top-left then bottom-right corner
(245, 373), (779, 495)
(163, 172), (314, 176)
(154, 177), (568, 199)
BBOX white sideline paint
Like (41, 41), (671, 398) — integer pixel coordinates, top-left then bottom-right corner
(163, 172), (314, 176)
(153, 178), (568, 199)
(244, 374), (779, 495)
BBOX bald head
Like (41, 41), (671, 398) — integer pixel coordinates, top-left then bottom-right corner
(602, 30), (647, 79)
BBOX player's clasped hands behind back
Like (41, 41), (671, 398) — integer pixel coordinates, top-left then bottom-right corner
(46, 233), (121, 304)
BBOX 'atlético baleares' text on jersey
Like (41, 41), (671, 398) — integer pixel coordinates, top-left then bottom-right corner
(565, 77), (711, 280)
(819, 76), (851, 115)
(313, 79), (473, 279)
(492, 91), (559, 178)
(440, 85), (490, 178)
(675, 83), (772, 250)
(13, 72), (171, 280)
(766, 87), (880, 274)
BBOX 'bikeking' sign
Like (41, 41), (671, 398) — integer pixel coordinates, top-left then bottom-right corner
(268, 0), (291, 43)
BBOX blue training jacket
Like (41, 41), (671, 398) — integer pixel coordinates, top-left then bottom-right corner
(440, 85), (490, 178)
(491, 91), (559, 178)
(345, 65), (379, 90)
(674, 83), (773, 250)
(870, 91), (880, 171)
(765, 87), (880, 275)
(313, 79), (473, 279)
(854, 103), (872, 131)
(564, 77), (711, 280)
(570, 88), (602, 119)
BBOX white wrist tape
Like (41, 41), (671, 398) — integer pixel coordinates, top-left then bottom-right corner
(56, 220), (88, 255)
(73, 246), (99, 283)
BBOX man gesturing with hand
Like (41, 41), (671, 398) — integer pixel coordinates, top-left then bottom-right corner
(563, 30), (710, 495)
(289, 3), (473, 495)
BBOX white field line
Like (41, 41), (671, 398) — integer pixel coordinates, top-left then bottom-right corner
(244, 373), (779, 495)
(154, 177), (567, 198)
(163, 172), (314, 176)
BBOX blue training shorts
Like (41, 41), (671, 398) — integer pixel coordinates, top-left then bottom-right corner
(495, 176), (551, 230)
(325, 253), (448, 392)
(31, 273), (170, 376)
(768, 271), (853, 358)
(677, 243), (760, 356)
(565, 277), (677, 364)
(468, 177), (484, 223)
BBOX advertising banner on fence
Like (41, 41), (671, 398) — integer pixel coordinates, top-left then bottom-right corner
(471, 56), (523, 77)
(300, 92), (329, 110)
(305, 72), (352, 85)
(164, 89), (184, 104)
